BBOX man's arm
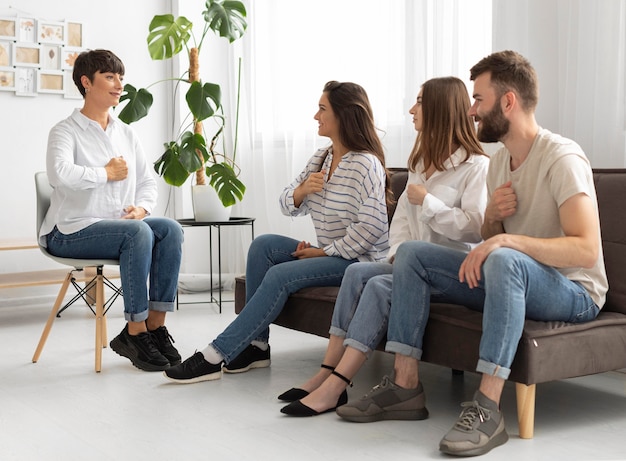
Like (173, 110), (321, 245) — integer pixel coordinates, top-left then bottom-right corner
(460, 193), (599, 288)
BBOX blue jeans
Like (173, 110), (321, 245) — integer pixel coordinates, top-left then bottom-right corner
(46, 217), (184, 322)
(212, 234), (356, 363)
(329, 262), (393, 355)
(386, 241), (599, 380)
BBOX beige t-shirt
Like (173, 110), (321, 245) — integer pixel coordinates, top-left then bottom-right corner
(487, 128), (608, 308)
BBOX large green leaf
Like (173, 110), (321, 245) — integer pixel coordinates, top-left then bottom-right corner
(147, 14), (193, 60)
(186, 81), (221, 121)
(178, 131), (209, 171)
(153, 142), (191, 187)
(203, 0), (248, 43)
(118, 84), (153, 124)
(206, 162), (246, 207)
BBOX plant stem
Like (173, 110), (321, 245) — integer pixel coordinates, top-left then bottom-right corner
(189, 47), (207, 186)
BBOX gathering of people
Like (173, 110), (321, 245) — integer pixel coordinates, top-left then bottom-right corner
(40, 48), (607, 457)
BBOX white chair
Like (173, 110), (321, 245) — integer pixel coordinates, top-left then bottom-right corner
(32, 172), (122, 372)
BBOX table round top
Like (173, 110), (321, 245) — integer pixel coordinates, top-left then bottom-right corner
(177, 217), (255, 226)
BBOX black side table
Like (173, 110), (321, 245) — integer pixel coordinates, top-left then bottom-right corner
(177, 217), (255, 312)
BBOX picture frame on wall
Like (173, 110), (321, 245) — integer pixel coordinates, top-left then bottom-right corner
(15, 67), (37, 96)
(0, 40), (11, 67)
(66, 21), (83, 47)
(41, 44), (62, 70)
(38, 69), (64, 94)
(37, 20), (66, 45)
(0, 67), (16, 91)
(61, 46), (83, 70)
(18, 17), (36, 42)
(0, 16), (17, 40)
(13, 43), (41, 67)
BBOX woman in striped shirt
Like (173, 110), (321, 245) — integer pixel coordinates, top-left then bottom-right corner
(165, 81), (390, 384)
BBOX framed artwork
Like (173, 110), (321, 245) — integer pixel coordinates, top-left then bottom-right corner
(64, 71), (82, 99)
(0, 40), (11, 67)
(61, 46), (83, 70)
(15, 67), (37, 96)
(13, 43), (41, 67)
(41, 44), (62, 70)
(66, 21), (83, 47)
(0, 67), (16, 91)
(38, 70), (64, 94)
(18, 17), (36, 42)
(37, 20), (65, 45)
(0, 16), (17, 40)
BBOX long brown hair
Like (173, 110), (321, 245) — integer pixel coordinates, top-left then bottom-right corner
(407, 77), (486, 173)
(323, 81), (392, 204)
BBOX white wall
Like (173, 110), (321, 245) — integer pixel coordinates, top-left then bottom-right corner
(0, 0), (172, 300)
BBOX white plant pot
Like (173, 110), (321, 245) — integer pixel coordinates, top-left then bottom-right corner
(192, 184), (232, 222)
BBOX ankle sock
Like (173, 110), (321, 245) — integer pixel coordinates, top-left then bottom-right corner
(251, 340), (269, 351)
(201, 344), (224, 364)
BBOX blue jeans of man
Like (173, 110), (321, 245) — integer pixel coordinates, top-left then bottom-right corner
(211, 234), (356, 364)
(46, 217), (184, 322)
(387, 241), (599, 380)
(329, 262), (393, 356)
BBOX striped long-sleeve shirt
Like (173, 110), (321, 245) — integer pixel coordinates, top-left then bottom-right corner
(280, 147), (389, 262)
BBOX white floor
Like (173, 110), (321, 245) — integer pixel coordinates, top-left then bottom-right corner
(1, 292), (625, 461)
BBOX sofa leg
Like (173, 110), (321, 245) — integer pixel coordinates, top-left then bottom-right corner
(515, 382), (536, 439)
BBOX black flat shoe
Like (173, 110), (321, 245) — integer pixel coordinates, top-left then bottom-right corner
(277, 388), (309, 402)
(280, 390), (348, 417)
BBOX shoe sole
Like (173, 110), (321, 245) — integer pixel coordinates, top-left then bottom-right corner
(110, 337), (170, 372)
(439, 428), (509, 456)
(223, 359), (271, 374)
(336, 407), (429, 423)
(162, 369), (223, 384)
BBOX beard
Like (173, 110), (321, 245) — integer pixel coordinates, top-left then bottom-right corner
(476, 103), (510, 143)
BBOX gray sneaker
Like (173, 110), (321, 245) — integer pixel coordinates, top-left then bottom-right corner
(439, 390), (509, 456)
(335, 375), (429, 423)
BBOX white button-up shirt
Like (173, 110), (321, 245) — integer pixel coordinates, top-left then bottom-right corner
(40, 109), (157, 245)
(388, 148), (489, 260)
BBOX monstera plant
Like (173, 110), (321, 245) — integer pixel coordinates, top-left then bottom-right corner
(118, 0), (247, 208)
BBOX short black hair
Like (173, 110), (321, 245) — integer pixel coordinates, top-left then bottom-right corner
(72, 49), (125, 97)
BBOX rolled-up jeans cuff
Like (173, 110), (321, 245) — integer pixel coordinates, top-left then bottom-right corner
(343, 338), (373, 358)
(125, 309), (149, 323)
(476, 359), (510, 380)
(328, 326), (347, 338)
(149, 300), (175, 313)
(385, 341), (422, 360)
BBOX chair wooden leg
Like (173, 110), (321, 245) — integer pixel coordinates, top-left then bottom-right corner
(515, 382), (536, 439)
(32, 272), (73, 363)
(95, 270), (105, 372)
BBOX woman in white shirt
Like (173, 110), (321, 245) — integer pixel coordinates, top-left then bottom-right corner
(42, 50), (184, 372)
(164, 81), (390, 384)
(280, 76), (490, 416)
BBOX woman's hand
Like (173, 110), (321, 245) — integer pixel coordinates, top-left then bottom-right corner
(294, 170), (326, 207)
(291, 240), (327, 259)
(122, 205), (147, 220)
(105, 156), (128, 181)
(407, 184), (428, 205)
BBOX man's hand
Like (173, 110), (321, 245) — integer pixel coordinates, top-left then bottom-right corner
(485, 181), (517, 223)
(122, 205), (147, 220)
(458, 236), (504, 289)
(105, 156), (128, 181)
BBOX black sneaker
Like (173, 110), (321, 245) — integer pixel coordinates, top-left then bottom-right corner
(110, 324), (170, 372)
(150, 326), (181, 366)
(223, 344), (271, 373)
(163, 351), (223, 383)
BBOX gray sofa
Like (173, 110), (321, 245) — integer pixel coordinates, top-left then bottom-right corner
(234, 167), (626, 439)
